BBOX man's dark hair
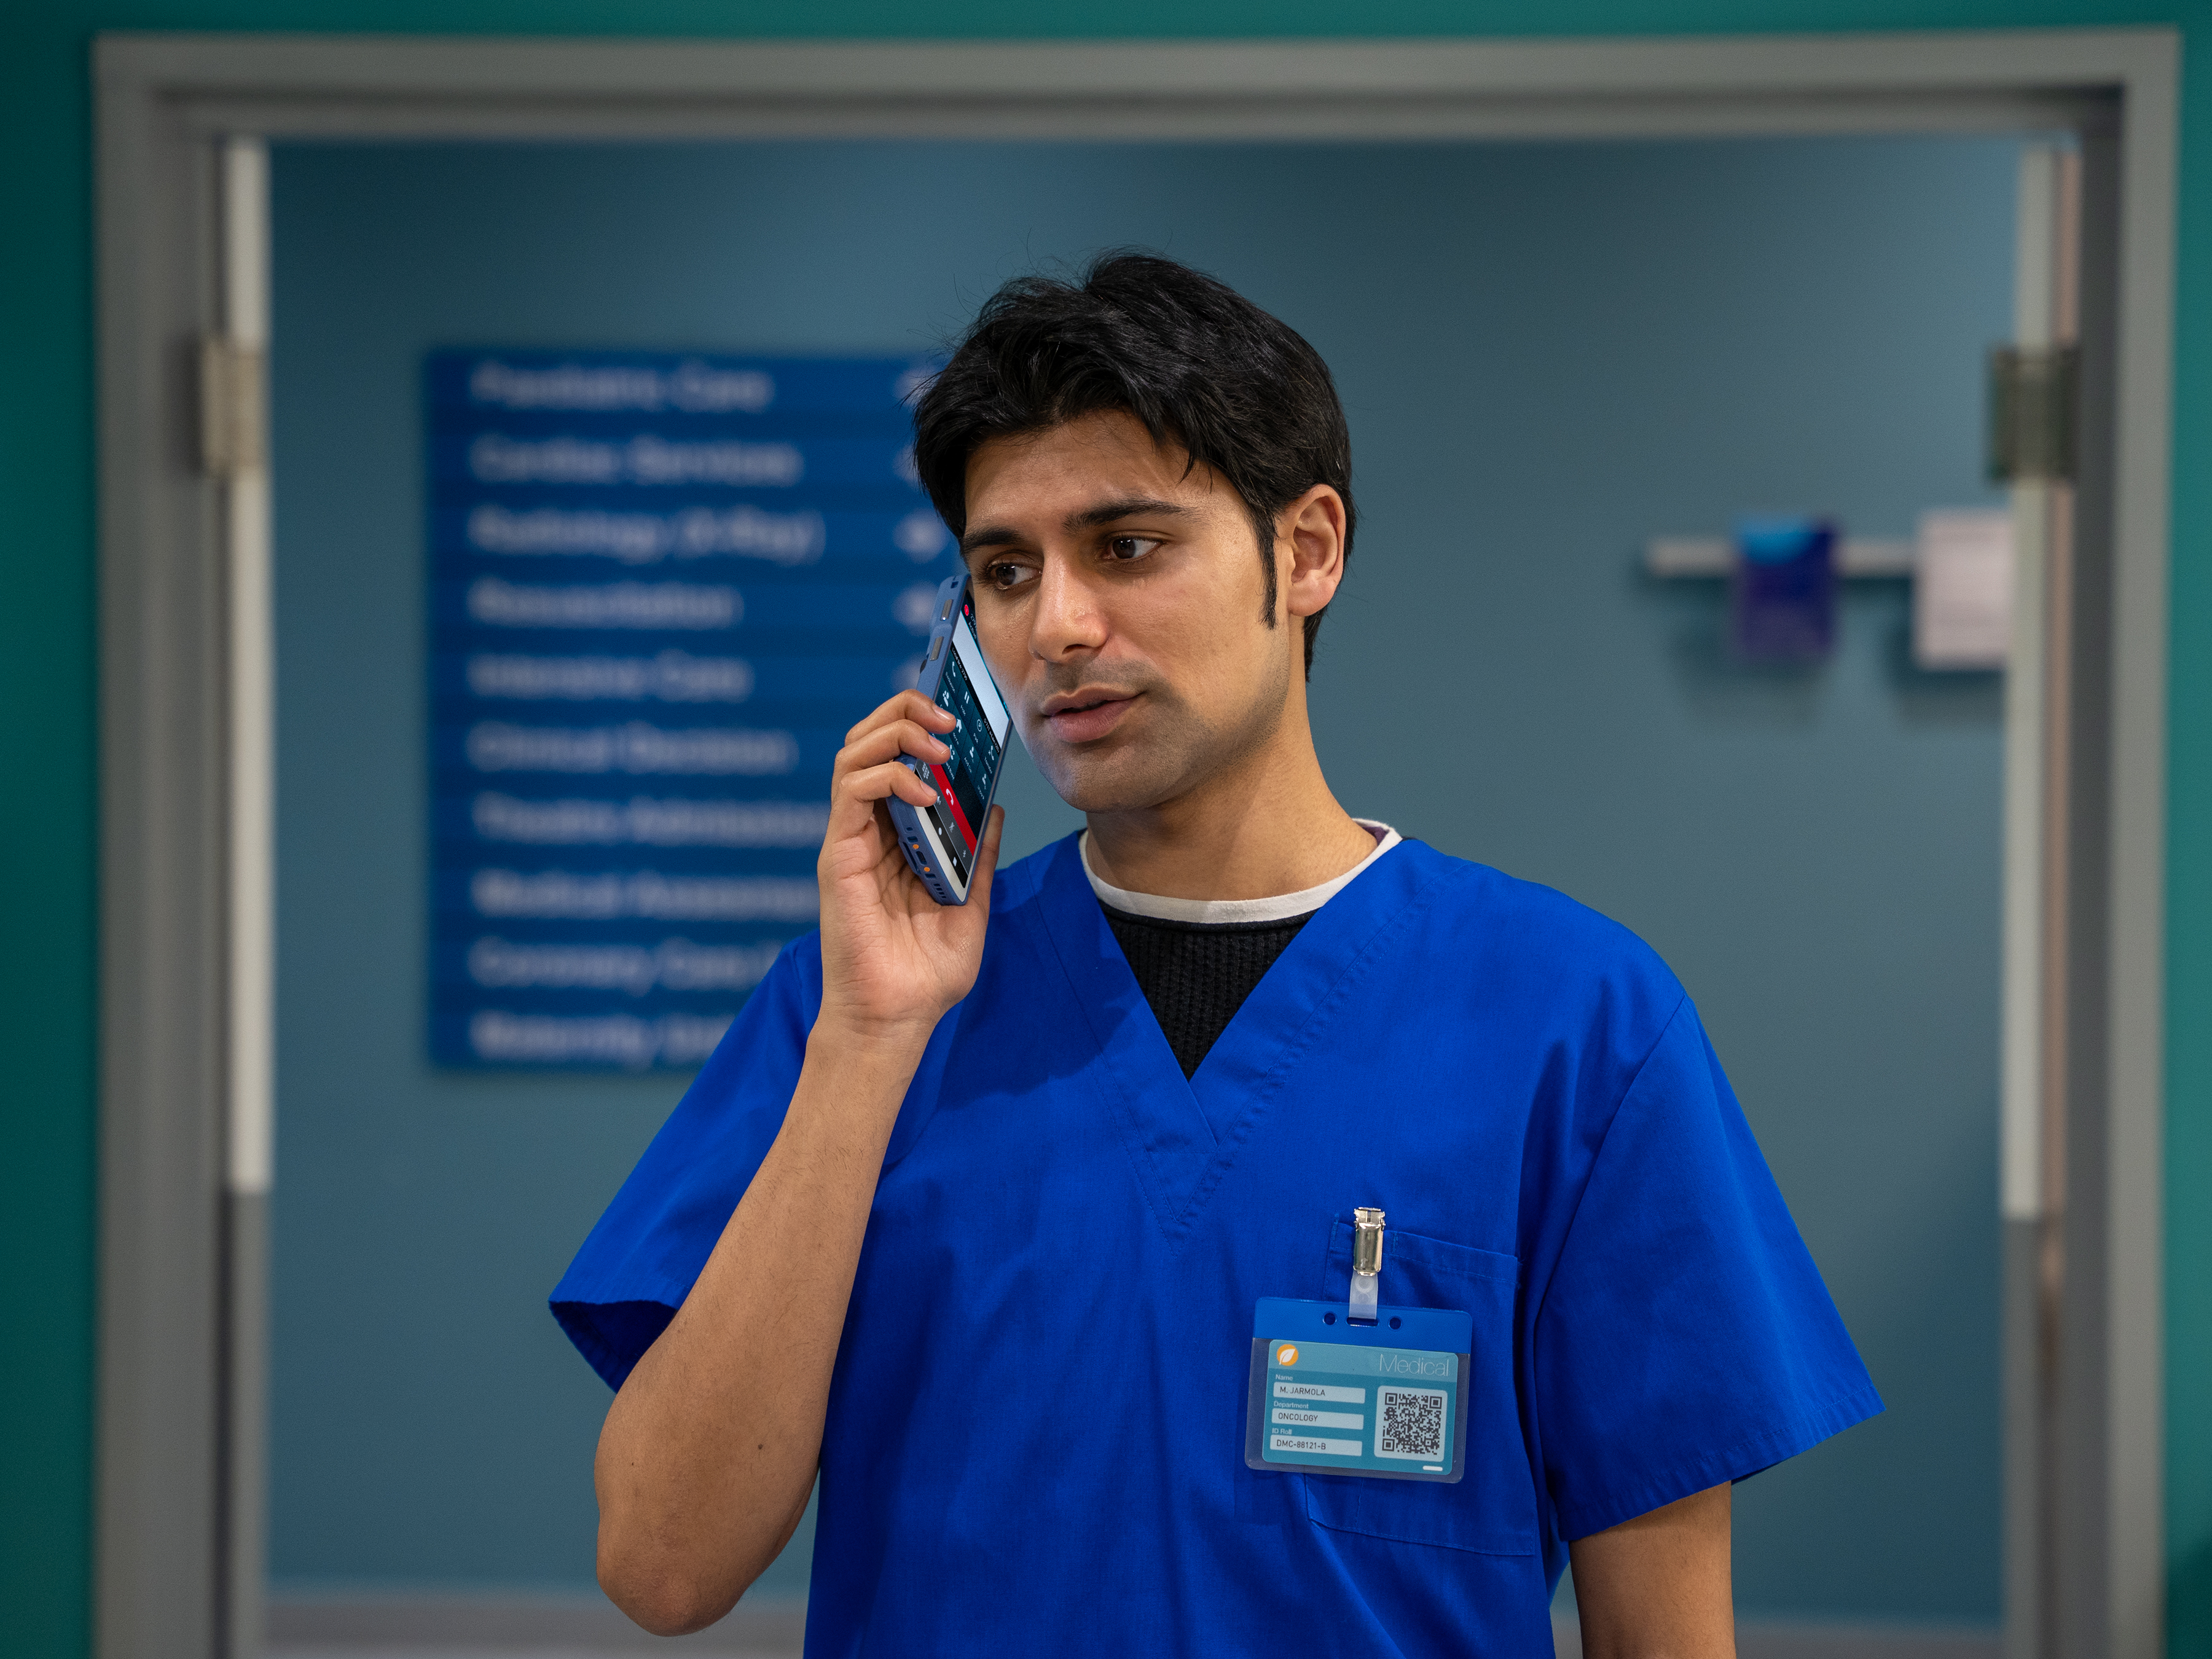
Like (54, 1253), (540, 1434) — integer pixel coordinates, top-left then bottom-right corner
(911, 251), (1354, 675)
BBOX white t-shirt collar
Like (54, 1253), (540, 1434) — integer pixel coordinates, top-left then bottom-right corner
(1082, 820), (1402, 925)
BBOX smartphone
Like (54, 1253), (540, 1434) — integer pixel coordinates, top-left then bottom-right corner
(886, 573), (1013, 905)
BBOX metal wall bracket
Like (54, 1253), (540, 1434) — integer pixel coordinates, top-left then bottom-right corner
(1644, 536), (1912, 578)
(1988, 343), (2079, 484)
(200, 337), (267, 480)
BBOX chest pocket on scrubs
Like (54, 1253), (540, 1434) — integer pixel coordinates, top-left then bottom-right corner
(1301, 1222), (1534, 1556)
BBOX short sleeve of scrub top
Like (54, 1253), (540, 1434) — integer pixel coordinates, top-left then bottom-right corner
(551, 939), (819, 1390)
(1530, 997), (1881, 1539)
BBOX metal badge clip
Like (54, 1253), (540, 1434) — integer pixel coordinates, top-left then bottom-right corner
(1349, 1207), (1385, 1322)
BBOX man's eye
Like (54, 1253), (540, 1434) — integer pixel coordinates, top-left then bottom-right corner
(986, 562), (1037, 590)
(1106, 536), (1164, 562)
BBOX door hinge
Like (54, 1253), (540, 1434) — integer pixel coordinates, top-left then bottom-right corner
(200, 336), (267, 479)
(1987, 344), (2077, 485)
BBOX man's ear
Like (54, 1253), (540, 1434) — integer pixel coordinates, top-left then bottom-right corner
(1279, 485), (1349, 620)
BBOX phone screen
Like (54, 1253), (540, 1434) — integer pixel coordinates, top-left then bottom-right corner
(920, 612), (1011, 889)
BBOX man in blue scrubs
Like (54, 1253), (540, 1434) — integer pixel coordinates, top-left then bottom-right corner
(554, 254), (1880, 1657)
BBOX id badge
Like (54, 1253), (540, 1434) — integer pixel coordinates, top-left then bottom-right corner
(1244, 1296), (1472, 1483)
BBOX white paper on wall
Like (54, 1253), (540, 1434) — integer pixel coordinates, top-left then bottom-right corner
(1913, 509), (2015, 671)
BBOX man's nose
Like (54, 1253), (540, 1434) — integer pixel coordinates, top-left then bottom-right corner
(1029, 555), (1108, 660)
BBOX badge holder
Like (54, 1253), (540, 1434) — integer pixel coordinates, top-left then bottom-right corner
(1245, 1208), (1472, 1484)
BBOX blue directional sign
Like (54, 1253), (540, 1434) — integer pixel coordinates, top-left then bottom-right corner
(427, 350), (952, 1069)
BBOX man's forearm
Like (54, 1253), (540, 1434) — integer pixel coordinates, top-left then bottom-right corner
(592, 1022), (932, 1635)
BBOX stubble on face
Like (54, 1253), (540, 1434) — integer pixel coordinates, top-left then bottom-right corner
(1030, 641), (1290, 818)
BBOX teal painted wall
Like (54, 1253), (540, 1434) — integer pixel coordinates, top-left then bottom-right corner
(1, 4), (2203, 1658)
(265, 131), (2019, 1619)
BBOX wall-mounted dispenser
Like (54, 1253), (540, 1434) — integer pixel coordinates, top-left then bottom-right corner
(1732, 516), (1838, 662)
(1645, 508), (2014, 672)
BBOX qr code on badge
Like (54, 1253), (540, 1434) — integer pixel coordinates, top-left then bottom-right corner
(1377, 1387), (1447, 1461)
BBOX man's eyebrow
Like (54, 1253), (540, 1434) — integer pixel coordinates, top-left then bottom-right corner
(959, 497), (1190, 559)
(958, 523), (1026, 557)
(1065, 496), (1188, 532)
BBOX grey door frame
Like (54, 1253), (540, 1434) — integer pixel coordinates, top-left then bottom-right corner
(93, 28), (2178, 1659)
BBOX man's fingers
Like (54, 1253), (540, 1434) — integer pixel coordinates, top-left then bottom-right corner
(966, 806), (1008, 903)
(842, 690), (955, 749)
(836, 759), (940, 815)
(833, 719), (950, 780)
(821, 761), (933, 855)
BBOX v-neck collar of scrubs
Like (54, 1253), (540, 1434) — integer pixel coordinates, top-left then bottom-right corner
(1030, 830), (1449, 1245)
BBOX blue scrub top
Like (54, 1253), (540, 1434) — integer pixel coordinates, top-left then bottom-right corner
(554, 834), (1880, 1657)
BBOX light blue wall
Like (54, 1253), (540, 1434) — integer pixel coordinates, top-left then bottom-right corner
(270, 135), (2017, 1618)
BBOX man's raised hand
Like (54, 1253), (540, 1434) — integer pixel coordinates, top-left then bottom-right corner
(814, 689), (1005, 1043)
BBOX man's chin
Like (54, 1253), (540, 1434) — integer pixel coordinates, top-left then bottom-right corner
(1033, 745), (1181, 817)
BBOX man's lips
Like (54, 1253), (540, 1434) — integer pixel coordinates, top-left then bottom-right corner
(1041, 691), (1137, 744)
